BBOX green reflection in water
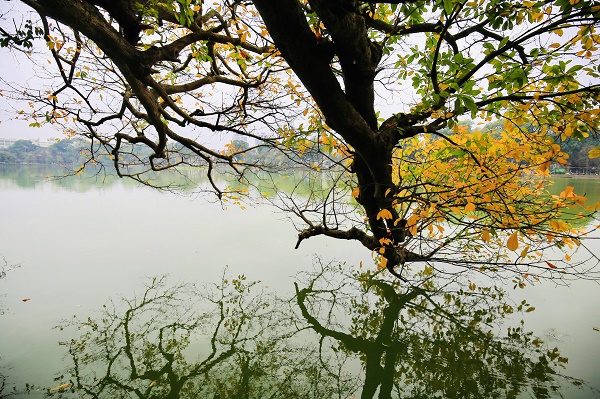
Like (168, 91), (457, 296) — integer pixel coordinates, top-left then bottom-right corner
(4, 165), (598, 203)
(0, 165), (329, 199)
(550, 177), (600, 206)
(7, 262), (590, 399)
(43, 273), (358, 399)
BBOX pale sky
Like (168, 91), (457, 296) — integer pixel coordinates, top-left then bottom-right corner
(0, 2), (62, 140)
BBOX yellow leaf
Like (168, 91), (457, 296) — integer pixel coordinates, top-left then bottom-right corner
(507, 231), (519, 251)
(559, 186), (575, 199)
(464, 202), (476, 213)
(589, 146), (600, 159)
(481, 229), (491, 242)
(379, 237), (392, 245)
(351, 187), (360, 198)
(520, 244), (530, 258)
(406, 214), (419, 236)
(50, 383), (72, 392)
(549, 42), (561, 49)
(378, 256), (387, 270)
(376, 209), (393, 220)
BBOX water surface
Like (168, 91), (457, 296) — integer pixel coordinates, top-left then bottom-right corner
(1, 166), (599, 397)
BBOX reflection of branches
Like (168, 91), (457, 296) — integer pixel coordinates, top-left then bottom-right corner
(0, 256), (27, 399)
(49, 273), (358, 399)
(292, 259), (589, 399)
(0, 256), (20, 316)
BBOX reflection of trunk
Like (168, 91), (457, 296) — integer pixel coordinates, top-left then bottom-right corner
(237, 355), (251, 399)
(295, 281), (422, 399)
(379, 347), (399, 399)
(361, 350), (384, 399)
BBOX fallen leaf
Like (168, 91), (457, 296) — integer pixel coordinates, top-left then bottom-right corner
(22, 298), (31, 302)
(49, 383), (72, 391)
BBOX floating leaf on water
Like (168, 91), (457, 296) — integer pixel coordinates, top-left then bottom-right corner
(49, 383), (72, 391)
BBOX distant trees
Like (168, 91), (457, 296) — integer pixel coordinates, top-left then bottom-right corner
(558, 136), (600, 169)
(2, 132), (598, 171)
(0, 139), (85, 165)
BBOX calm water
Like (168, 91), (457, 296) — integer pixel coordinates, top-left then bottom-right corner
(1, 165), (600, 398)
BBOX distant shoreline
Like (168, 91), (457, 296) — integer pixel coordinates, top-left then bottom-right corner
(553, 174), (600, 179)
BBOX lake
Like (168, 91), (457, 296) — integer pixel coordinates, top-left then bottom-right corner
(1, 165), (599, 398)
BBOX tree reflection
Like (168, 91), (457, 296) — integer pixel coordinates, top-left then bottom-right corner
(0, 256), (29, 399)
(46, 264), (588, 399)
(292, 261), (585, 399)
(49, 273), (357, 399)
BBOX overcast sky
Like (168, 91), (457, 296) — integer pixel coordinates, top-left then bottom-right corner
(0, 1), (61, 140)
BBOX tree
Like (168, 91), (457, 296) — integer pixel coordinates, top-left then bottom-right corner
(8, 139), (42, 163)
(45, 263), (588, 399)
(0, 139), (87, 165)
(557, 134), (600, 168)
(292, 260), (589, 399)
(48, 274), (359, 399)
(1, 0), (600, 280)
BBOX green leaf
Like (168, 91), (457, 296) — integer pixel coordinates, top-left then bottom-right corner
(443, 0), (454, 15)
(461, 96), (478, 119)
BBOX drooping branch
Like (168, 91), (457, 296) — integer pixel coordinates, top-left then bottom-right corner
(295, 225), (379, 250)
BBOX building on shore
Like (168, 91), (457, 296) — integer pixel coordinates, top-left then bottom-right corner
(0, 137), (55, 149)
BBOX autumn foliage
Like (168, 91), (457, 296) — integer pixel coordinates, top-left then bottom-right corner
(1, 0), (600, 281)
